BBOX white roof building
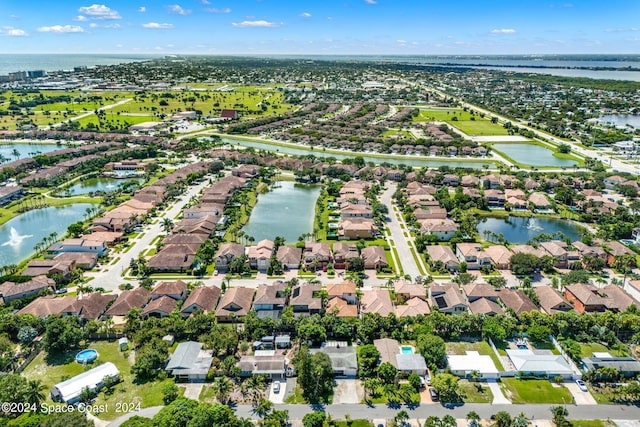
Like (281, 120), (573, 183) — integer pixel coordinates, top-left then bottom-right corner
(447, 351), (500, 379)
(506, 349), (574, 378)
(50, 362), (120, 404)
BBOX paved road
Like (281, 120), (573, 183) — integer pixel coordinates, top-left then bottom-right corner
(48, 98), (133, 130)
(107, 402), (640, 426)
(85, 178), (212, 291)
(380, 183), (422, 279)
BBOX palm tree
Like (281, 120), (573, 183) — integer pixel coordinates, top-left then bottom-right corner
(254, 397), (273, 418)
(211, 377), (233, 404)
(466, 411), (481, 427)
(24, 379), (46, 407)
(161, 218), (174, 233)
(11, 148), (20, 161)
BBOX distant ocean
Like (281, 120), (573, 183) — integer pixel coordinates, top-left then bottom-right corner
(0, 54), (161, 75)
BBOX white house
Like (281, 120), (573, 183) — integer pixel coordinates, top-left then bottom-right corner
(447, 351), (500, 379)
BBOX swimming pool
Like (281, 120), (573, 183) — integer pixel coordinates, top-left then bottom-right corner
(400, 346), (414, 354)
(76, 349), (98, 364)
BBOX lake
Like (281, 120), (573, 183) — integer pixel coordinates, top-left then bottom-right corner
(492, 144), (577, 167)
(243, 181), (321, 243)
(598, 114), (640, 129)
(65, 177), (144, 196)
(0, 142), (67, 161)
(0, 203), (97, 267)
(477, 216), (582, 244)
(221, 137), (497, 169)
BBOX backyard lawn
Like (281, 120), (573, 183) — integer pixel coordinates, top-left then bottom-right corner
(579, 342), (628, 358)
(500, 378), (573, 404)
(23, 340), (172, 421)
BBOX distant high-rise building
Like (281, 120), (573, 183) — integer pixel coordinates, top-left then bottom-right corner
(28, 70), (46, 78)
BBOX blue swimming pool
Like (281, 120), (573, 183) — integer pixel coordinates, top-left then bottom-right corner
(400, 346), (414, 354)
(76, 349), (98, 364)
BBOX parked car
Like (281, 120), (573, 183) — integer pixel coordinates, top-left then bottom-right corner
(273, 381), (281, 393)
(425, 373), (431, 386)
(576, 379), (588, 392)
(429, 388), (439, 401)
(55, 288), (67, 294)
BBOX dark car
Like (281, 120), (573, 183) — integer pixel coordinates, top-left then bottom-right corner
(429, 388), (439, 401)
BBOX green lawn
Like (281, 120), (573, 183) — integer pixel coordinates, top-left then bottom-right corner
(500, 379), (573, 404)
(579, 342), (628, 358)
(332, 421), (373, 427)
(414, 108), (508, 136)
(23, 341), (173, 421)
(572, 421), (610, 427)
(459, 380), (494, 403)
(446, 340), (504, 371)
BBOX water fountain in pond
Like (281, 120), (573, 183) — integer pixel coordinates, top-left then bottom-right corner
(526, 218), (543, 231)
(1, 227), (33, 247)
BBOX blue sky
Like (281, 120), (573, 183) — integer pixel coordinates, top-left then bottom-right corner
(1, 0), (639, 54)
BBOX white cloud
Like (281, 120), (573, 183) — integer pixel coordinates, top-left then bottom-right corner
(37, 25), (85, 33)
(204, 7), (231, 13)
(300, 12), (312, 18)
(78, 4), (121, 20)
(231, 20), (281, 28)
(364, 0), (378, 4)
(0, 26), (28, 36)
(167, 4), (191, 15)
(605, 27), (639, 33)
(73, 15), (88, 21)
(549, 3), (574, 8)
(199, 0), (210, 4)
(142, 22), (174, 29)
(89, 22), (121, 29)
(138, 6), (146, 12)
(490, 28), (516, 34)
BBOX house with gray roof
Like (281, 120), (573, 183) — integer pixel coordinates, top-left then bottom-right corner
(582, 353), (640, 378)
(311, 342), (357, 377)
(506, 349), (574, 379)
(165, 341), (213, 381)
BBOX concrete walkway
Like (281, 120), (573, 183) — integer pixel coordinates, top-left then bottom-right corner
(181, 383), (204, 400)
(487, 379), (511, 404)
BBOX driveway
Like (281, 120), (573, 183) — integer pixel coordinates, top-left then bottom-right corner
(268, 380), (287, 404)
(181, 383), (204, 400)
(333, 379), (363, 404)
(487, 379), (511, 404)
(564, 382), (597, 405)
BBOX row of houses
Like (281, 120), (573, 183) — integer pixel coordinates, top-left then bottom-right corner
(335, 180), (380, 239)
(214, 241), (389, 272)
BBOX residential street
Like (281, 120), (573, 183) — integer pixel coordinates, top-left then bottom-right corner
(85, 178), (212, 291)
(107, 402), (640, 426)
(380, 183), (425, 280)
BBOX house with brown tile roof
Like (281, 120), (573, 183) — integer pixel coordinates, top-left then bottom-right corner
(463, 283), (498, 302)
(276, 246), (301, 270)
(540, 241), (569, 268)
(469, 298), (504, 316)
(18, 295), (75, 318)
(0, 275), (55, 303)
(484, 189), (506, 208)
(332, 242), (359, 269)
(394, 280), (427, 301)
(147, 245), (199, 272)
(360, 289), (393, 317)
(53, 252), (98, 269)
(304, 242), (332, 267)
(604, 241), (636, 267)
(247, 240), (274, 272)
(430, 283), (468, 314)
(338, 218), (378, 240)
(510, 245), (547, 258)
(215, 287), (256, 321)
(340, 203), (373, 219)
(414, 207), (447, 220)
(151, 280), (187, 301)
(290, 284), (322, 316)
(395, 297), (431, 317)
(163, 233), (208, 246)
(496, 289), (538, 315)
(253, 282), (287, 318)
(529, 192), (553, 211)
(419, 219), (459, 241)
(425, 245), (459, 271)
(62, 293), (116, 321)
(326, 297), (358, 317)
(142, 295), (178, 318)
(534, 286), (573, 315)
(484, 245), (513, 270)
(105, 287), (151, 317)
(21, 259), (76, 278)
(361, 246), (388, 270)
(455, 243), (491, 270)
(564, 283), (638, 313)
(214, 243), (246, 272)
(173, 216), (217, 235)
(181, 286), (221, 316)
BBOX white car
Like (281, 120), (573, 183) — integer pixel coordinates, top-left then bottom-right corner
(576, 379), (588, 392)
(272, 381), (281, 393)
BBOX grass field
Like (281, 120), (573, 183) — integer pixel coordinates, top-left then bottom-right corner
(579, 342), (628, 358)
(414, 108), (509, 136)
(23, 340), (174, 421)
(459, 380), (494, 403)
(500, 378), (573, 404)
